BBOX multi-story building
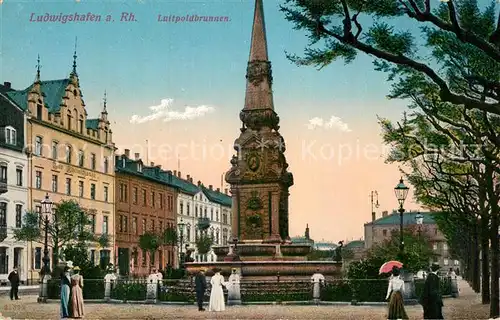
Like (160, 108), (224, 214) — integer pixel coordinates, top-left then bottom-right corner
(114, 150), (177, 276)
(174, 172), (231, 264)
(364, 210), (459, 269)
(0, 88), (29, 284)
(5, 58), (116, 279)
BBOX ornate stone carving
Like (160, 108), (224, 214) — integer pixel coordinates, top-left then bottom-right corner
(247, 191), (263, 210)
(239, 109), (280, 131)
(246, 60), (273, 86)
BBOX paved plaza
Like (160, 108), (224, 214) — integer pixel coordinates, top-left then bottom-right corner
(0, 280), (490, 319)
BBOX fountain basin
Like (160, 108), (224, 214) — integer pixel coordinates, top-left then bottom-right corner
(212, 243), (312, 261)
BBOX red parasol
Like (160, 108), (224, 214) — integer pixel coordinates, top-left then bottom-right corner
(379, 260), (403, 274)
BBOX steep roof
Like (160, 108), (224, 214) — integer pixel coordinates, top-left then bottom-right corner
(170, 175), (200, 195)
(366, 211), (437, 226)
(200, 185), (232, 207)
(86, 119), (99, 130)
(114, 156), (178, 189)
(6, 79), (70, 113)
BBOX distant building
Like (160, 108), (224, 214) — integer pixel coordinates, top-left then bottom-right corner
(364, 210), (459, 269)
(290, 224), (314, 246)
(343, 240), (366, 261)
(313, 242), (337, 251)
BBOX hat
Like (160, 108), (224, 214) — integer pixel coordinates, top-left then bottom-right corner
(430, 263), (440, 272)
(73, 266), (81, 271)
(213, 267), (221, 273)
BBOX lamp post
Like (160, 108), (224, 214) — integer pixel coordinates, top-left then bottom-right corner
(178, 219), (185, 268)
(394, 178), (409, 259)
(40, 193), (53, 275)
(416, 213), (424, 264)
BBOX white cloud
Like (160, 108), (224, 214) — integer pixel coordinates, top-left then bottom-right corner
(130, 98), (215, 124)
(306, 116), (352, 132)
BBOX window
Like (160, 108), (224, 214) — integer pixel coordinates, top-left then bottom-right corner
(186, 225), (191, 242)
(151, 219), (155, 231)
(159, 193), (163, 209)
(16, 168), (22, 186)
(216, 211), (219, 222)
(119, 215), (123, 232)
(103, 157), (109, 173)
(123, 216), (128, 233)
(433, 243), (438, 251)
(78, 150), (84, 167)
(137, 162), (142, 172)
(65, 145), (72, 163)
(51, 141), (58, 159)
(103, 215), (109, 234)
(0, 202), (6, 227)
(0, 248), (7, 275)
(187, 203), (190, 216)
(142, 218), (146, 234)
(99, 250), (110, 269)
(454, 260), (460, 266)
(5, 126), (16, 145)
(133, 248), (138, 266)
(180, 201), (183, 215)
(34, 247), (42, 269)
(204, 207), (207, 217)
(90, 183), (96, 200)
(141, 249), (147, 266)
(89, 214), (96, 233)
(444, 259), (449, 266)
(65, 178), (71, 195)
(15, 204), (22, 228)
(443, 243), (448, 251)
(35, 136), (43, 156)
(104, 186), (109, 202)
(52, 175), (58, 192)
(382, 229), (387, 236)
(67, 114), (71, 130)
(151, 192), (155, 208)
(119, 183), (128, 202)
(133, 187), (138, 204)
(211, 208), (213, 221)
(159, 221), (163, 232)
(79, 119), (83, 134)
(132, 217), (138, 235)
(195, 205), (198, 217)
(35, 171), (42, 189)
(90, 250), (95, 265)
(90, 153), (96, 170)
(142, 189), (147, 206)
(78, 181), (84, 197)
(0, 165), (6, 183)
(37, 104), (42, 120)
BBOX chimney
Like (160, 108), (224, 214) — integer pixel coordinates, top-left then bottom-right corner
(224, 188), (228, 194)
(178, 171), (181, 178)
(197, 180), (201, 186)
(382, 210), (388, 217)
(372, 212), (376, 222)
(187, 174), (191, 181)
(190, 177), (193, 183)
(156, 165), (161, 169)
(216, 187), (220, 192)
(124, 149), (130, 158)
(173, 170), (177, 176)
(134, 153), (140, 160)
(3, 82), (11, 89)
(150, 162), (154, 166)
(209, 185), (213, 190)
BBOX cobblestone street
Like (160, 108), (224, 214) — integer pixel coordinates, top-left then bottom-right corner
(0, 280), (490, 319)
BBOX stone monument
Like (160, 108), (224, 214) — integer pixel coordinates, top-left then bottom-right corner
(185, 0), (342, 281)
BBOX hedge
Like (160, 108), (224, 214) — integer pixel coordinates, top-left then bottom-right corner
(321, 279), (387, 302)
(415, 277), (452, 298)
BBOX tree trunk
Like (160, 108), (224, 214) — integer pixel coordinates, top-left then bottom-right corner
(481, 224), (491, 304)
(472, 225), (481, 293)
(490, 212), (499, 318)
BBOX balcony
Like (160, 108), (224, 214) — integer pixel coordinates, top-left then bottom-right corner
(197, 217), (210, 230)
(0, 178), (7, 195)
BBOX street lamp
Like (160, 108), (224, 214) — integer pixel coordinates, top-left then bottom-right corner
(178, 219), (185, 268)
(394, 178), (409, 258)
(40, 193), (53, 275)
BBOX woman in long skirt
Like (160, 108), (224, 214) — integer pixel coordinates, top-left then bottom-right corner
(60, 267), (71, 319)
(208, 268), (227, 312)
(70, 266), (85, 318)
(386, 267), (409, 320)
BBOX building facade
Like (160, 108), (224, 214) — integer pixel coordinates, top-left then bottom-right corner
(0, 89), (29, 284)
(5, 60), (116, 279)
(174, 173), (231, 264)
(114, 150), (177, 276)
(364, 211), (459, 269)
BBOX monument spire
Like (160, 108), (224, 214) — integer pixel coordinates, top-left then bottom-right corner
(35, 54), (41, 83)
(248, 0), (268, 62)
(71, 37), (78, 76)
(241, 0), (278, 129)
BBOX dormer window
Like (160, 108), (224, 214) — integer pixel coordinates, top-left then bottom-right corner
(5, 126), (16, 145)
(73, 89), (78, 96)
(137, 162), (143, 172)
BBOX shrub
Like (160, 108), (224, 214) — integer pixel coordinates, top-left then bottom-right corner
(82, 279), (105, 299)
(110, 281), (147, 301)
(321, 279), (352, 301)
(350, 279), (387, 302)
(243, 292), (310, 302)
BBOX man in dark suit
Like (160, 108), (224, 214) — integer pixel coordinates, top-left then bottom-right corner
(8, 267), (20, 300)
(194, 268), (207, 311)
(420, 263), (444, 319)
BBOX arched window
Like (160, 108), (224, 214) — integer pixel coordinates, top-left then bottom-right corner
(66, 145), (72, 163)
(4, 126), (16, 145)
(78, 150), (84, 167)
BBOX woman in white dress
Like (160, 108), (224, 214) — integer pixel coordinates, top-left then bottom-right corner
(209, 268), (227, 312)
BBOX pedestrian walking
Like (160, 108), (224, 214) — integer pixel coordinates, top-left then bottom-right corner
(60, 266), (71, 319)
(194, 268), (207, 311)
(386, 266), (408, 320)
(7, 267), (20, 300)
(208, 267), (227, 312)
(420, 263), (444, 319)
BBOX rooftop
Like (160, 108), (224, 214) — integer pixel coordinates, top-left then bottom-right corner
(365, 211), (437, 226)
